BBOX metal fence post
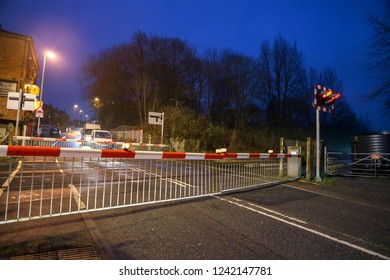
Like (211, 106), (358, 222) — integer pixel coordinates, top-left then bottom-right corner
(279, 137), (284, 177)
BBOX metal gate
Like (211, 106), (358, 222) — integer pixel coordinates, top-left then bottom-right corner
(0, 146), (301, 224)
(326, 152), (390, 178)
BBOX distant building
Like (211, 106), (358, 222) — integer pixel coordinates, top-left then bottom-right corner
(0, 28), (39, 133)
(110, 125), (143, 142)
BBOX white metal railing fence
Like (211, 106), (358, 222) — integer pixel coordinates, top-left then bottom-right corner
(326, 152), (390, 178)
(0, 145), (301, 224)
(12, 135), (169, 151)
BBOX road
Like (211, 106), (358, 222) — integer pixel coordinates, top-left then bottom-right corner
(85, 180), (390, 260)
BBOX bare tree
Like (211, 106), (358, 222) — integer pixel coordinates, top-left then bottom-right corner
(81, 31), (202, 128)
(203, 49), (261, 131)
(367, 3), (390, 113)
(259, 35), (306, 127)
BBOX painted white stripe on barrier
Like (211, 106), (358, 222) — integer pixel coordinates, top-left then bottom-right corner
(0, 146), (8, 157)
(59, 148), (102, 158)
(134, 151), (163, 159)
(185, 153), (206, 160)
(236, 153), (250, 159)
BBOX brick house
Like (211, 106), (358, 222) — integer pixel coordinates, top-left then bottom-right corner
(0, 28), (39, 135)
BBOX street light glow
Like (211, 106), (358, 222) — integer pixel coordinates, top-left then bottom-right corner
(37, 50), (56, 136)
(46, 51), (55, 59)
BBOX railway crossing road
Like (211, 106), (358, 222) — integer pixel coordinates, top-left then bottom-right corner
(86, 179), (390, 260)
(1, 176), (388, 260)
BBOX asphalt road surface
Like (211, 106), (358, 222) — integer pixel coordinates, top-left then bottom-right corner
(0, 176), (389, 260)
(88, 180), (390, 260)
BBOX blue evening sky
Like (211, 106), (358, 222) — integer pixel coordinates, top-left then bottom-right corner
(0, 0), (388, 131)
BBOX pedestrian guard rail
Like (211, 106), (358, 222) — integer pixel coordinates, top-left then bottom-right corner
(13, 135), (169, 151)
(0, 145), (301, 224)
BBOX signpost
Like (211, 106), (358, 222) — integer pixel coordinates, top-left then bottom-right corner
(7, 90), (37, 136)
(312, 84), (341, 182)
(148, 111), (164, 144)
(35, 106), (44, 134)
(7, 91), (36, 111)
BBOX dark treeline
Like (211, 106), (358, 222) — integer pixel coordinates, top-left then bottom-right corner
(81, 31), (370, 152)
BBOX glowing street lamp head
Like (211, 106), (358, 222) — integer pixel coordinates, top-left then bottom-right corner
(45, 51), (55, 59)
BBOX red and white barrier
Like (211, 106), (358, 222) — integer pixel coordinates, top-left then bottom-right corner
(0, 145), (301, 160)
(12, 136), (169, 147)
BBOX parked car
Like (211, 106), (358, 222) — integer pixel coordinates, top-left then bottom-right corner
(39, 125), (51, 137)
(49, 127), (61, 138)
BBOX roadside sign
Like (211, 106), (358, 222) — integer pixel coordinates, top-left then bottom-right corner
(148, 111), (165, 144)
(7, 92), (36, 111)
(148, 111), (164, 125)
(35, 106), (44, 118)
(371, 153), (380, 160)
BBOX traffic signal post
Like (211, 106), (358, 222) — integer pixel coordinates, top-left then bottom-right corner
(312, 84), (341, 182)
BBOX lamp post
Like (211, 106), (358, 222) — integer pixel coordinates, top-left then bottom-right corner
(37, 51), (55, 136)
(94, 97), (100, 122)
(79, 109), (83, 124)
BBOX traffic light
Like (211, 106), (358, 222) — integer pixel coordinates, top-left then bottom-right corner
(24, 84), (40, 95)
(317, 89), (341, 106)
(313, 84), (341, 113)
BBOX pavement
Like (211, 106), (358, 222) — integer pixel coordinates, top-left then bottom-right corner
(0, 175), (389, 260)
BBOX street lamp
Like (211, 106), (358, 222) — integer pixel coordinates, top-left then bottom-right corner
(37, 51), (55, 136)
(39, 51), (55, 103)
(94, 97), (100, 122)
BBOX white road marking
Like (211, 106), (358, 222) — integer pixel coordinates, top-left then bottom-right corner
(55, 158), (64, 174)
(69, 184), (86, 210)
(217, 196), (390, 260)
(282, 183), (390, 212)
(232, 197), (307, 224)
(0, 160), (22, 198)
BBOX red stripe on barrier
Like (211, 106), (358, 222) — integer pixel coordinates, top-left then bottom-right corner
(249, 153), (260, 158)
(205, 153), (224, 160)
(224, 153), (238, 159)
(6, 146), (61, 157)
(1, 145), (301, 159)
(162, 152), (186, 159)
(101, 149), (136, 158)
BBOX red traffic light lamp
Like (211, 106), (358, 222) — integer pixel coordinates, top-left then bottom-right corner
(324, 92), (341, 105)
(313, 84), (341, 112)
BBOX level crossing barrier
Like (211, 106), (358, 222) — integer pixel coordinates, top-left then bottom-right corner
(12, 135), (169, 151)
(0, 145), (301, 224)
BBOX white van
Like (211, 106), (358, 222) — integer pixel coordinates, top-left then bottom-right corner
(91, 130), (112, 142)
(90, 130), (113, 149)
(82, 123), (101, 141)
